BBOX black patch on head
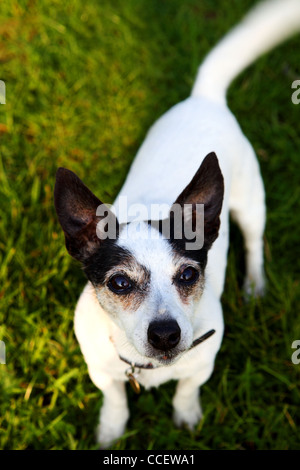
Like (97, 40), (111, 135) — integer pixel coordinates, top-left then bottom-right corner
(83, 239), (133, 286)
(169, 237), (208, 270)
(148, 219), (208, 270)
(148, 152), (224, 271)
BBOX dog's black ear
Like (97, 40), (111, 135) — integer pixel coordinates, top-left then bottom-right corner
(54, 168), (118, 262)
(171, 152), (224, 251)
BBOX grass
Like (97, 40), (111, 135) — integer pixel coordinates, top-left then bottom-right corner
(0, 0), (299, 450)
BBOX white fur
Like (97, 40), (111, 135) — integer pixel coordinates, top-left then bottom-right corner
(73, 0), (300, 447)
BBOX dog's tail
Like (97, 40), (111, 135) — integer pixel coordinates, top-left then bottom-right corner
(191, 0), (300, 105)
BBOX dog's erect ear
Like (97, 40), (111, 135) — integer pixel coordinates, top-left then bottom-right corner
(54, 168), (118, 262)
(171, 152), (224, 250)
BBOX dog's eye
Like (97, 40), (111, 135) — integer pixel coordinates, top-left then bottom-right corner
(177, 266), (199, 285)
(108, 274), (133, 294)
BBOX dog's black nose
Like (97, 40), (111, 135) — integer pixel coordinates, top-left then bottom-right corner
(147, 320), (181, 351)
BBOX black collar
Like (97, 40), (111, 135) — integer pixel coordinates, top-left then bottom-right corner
(119, 329), (216, 370)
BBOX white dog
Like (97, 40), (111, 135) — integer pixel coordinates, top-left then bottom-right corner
(54, 0), (300, 448)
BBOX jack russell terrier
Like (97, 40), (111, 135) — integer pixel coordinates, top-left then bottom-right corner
(54, 0), (300, 448)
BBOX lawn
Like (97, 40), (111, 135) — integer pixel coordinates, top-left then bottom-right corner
(0, 0), (299, 450)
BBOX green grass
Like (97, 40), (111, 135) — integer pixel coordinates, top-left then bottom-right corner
(0, 0), (299, 450)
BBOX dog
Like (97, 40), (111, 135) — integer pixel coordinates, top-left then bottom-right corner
(54, 0), (300, 448)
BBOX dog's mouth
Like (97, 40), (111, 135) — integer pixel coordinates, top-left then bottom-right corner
(147, 347), (184, 366)
(156, 353), (177, 365)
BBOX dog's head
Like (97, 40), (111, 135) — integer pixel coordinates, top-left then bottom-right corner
(54, 152), (224, 365)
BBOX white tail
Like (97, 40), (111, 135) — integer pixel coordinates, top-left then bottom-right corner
(191, 0), (300, 105)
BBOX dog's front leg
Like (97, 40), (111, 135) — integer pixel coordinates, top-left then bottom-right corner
(172, 364), (214, 430)
(89, 369), (129, 448)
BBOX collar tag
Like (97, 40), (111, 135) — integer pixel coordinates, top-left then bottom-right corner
(125, 364), (141, 394)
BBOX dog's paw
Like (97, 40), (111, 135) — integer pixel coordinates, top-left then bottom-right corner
(173, 401), (202, 431)
(96, 421), (127, 449)
(96, 405), (129, 449)
(243, 275), (266, 301)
